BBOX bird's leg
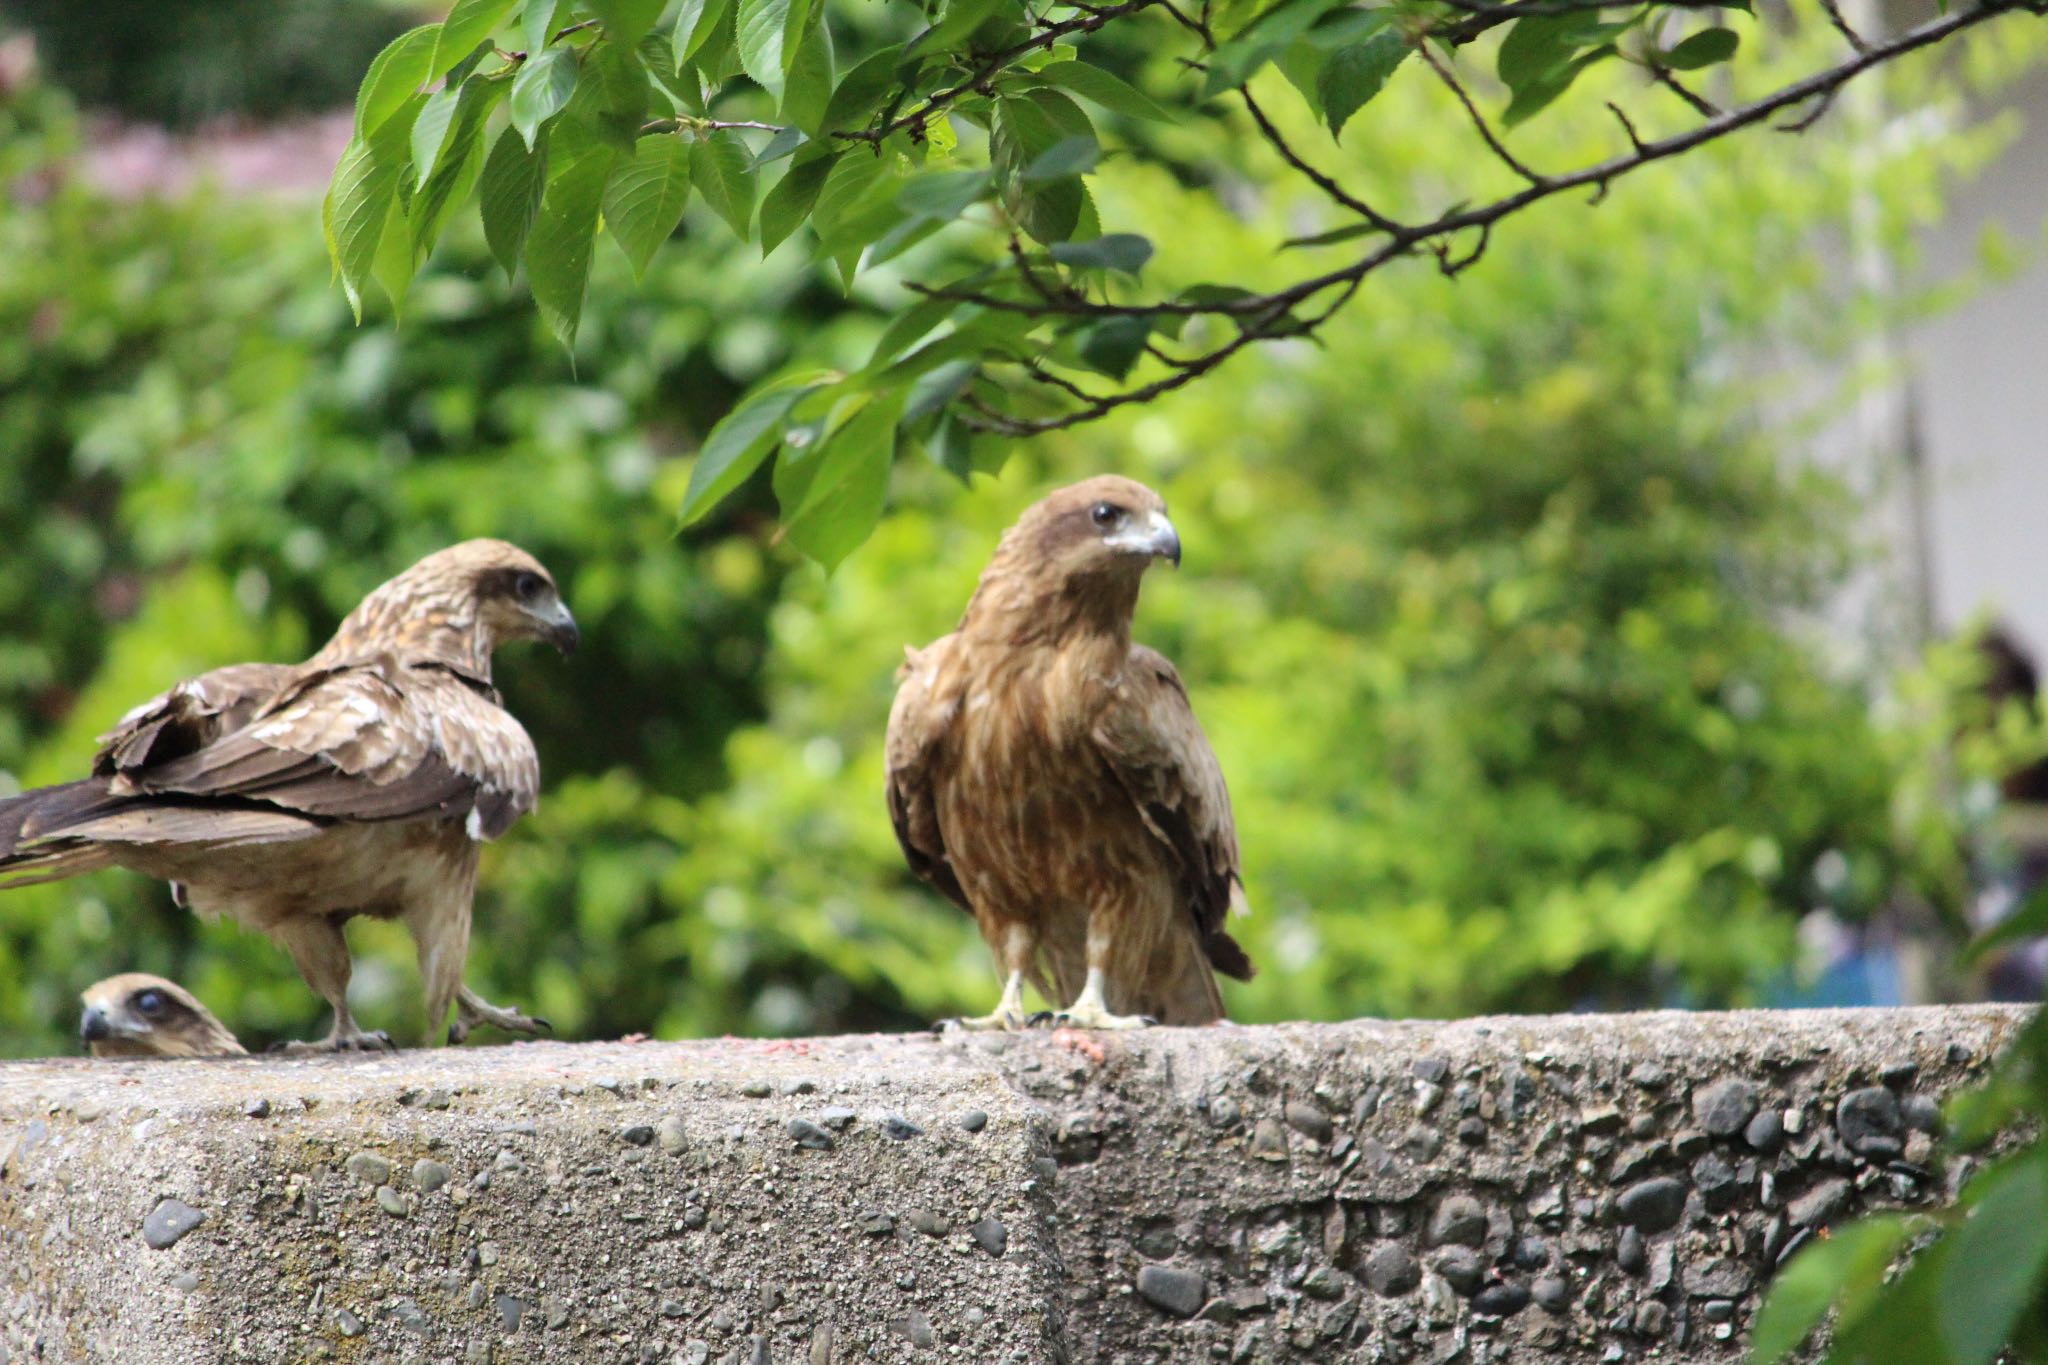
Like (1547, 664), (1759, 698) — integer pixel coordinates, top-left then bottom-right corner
(451, 985), (552, 1043)
(1052, 967), (1155, 1030)
(405, 893), (473, 1045)
(269, 917), (394, 1053)
(942, 923), (1036, 1031)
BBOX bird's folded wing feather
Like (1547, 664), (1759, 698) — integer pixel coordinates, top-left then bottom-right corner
(1091, 645), (1248, 939)
(884, 635), (972, 912)
(94, 662), (301, 777)
(88, 660), (539, 841)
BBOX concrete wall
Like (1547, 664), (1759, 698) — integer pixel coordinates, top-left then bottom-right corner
(0, 1005), (2030, 1364)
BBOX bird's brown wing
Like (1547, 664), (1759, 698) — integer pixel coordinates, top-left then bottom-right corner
(884, 635), (971, 912)
(94, 662), (301, 778)
(51, 659), (538, 844)
(1091, 645), (1255, 980)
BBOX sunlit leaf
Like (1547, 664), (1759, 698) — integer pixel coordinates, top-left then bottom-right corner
(759, 150), (836, 253)
(512, 45), (580, 147)
(1030, 59), (1177, 122)
(431, 0), (517, 79)
(690, 128), (757, 237)
(589, 0), (670, 48)
(1750, 1215), (1913, 1365)
(1939, 1152), (2048, 1364)
(479, 123), (549, 277)
(526, 146), (617, 345)
(1665, 26), (1740, 71)
(1050, 232), (1151, 275)
(1319, 31), (1408, 138)
(355, 25), (441, 138)
(680, 372), (832, 524)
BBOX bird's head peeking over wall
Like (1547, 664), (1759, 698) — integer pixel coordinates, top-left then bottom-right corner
(79, 973), (246, 1059)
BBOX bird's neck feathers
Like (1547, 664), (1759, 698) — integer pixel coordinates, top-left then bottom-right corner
(312, 583), (497, 681)
(959, 546), (1143, 657)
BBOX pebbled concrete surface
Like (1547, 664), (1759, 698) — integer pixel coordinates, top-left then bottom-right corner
(0, 1006), (2031, 1363)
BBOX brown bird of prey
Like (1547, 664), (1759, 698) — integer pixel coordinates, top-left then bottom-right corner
(79, 973), (246, 1059)
(886, 476), (1254, 1029)
(0, 540), (576, 1051)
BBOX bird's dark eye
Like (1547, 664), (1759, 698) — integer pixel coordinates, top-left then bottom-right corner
(1091, 502), (1125, 529)
(513, 571), (545, 601)
(135, 990), (165, 1018)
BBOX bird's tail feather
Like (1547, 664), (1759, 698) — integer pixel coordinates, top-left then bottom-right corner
(1149, 934), (1229, 1026)
(0, 780), (124, 888)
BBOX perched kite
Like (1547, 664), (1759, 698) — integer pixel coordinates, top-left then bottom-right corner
(79, 973), (245, 1058)
(0, 540), (577, 1051)
(886, 476), (1254, 1029)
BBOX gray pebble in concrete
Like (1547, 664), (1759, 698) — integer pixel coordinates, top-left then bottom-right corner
(1789, 1177), (1851, 1228)
(142, 1199), (206, 1250)
(620, 1124), (655, 1147)
(657, 1116), (687, 1154)
(334, 1309), (364, 1338)
(1428, 1195), (1487, 1247)
(971, 1217), (1008, 1257)
(1283, 1101), (1333, 1144)
(1136, 1265), (1206, 1319)
(1616, 1177), (1686, 1233)
(1836, 1087), (1903, 1159)
(788, 1118), (836, 1151)
(1901, 1093), (1943, 1135)
(1744, 1108), (1785, 1153)
(1473, 1282), (1530, 1317)
(1617, 1226), (1647, 1275)
(1432, 1248), (1483, 1295)
(882, 1114), (923, 1140)
(1692, 1078), (1760, 1137)
(344, 1152), (391, 1186)
(956, 1109), (988, 1133)
(818, 1105), (857, 1132)
(1365, 1244), (1419, 1296)
(376, 1186), (407, 1217)
(413, 1160), (450, 1194)
(1532, 1274), (1572, 1313)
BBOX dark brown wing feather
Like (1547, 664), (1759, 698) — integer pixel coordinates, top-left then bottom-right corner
(94, 663), (300, 777)
(884, 636), (971, 912)
(1092, 645), (1255, 980)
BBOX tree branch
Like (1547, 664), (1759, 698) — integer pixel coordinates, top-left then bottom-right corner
(935, 0), (2028, 435)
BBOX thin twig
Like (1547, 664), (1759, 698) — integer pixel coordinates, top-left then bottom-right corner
(1240, 86), (1406, 233)
(1417, 43), (1554, 187)
(1606, 101), (1649, 156)
(1649, 61), (1721, 117)
(1817, 0), (1873, 52)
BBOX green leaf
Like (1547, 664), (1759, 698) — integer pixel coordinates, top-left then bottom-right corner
(992, 93), (1087, 244)
(1939, 1153), (2048, 1364)
(672, 0), (734, 66)
(527, 146), (616, 345)
(1750, 1215), (1913, 1365)
(810, 151), (904, 272)
(523, 0), (562, 53)
(779, 391), (904, 569)
(819, 44), (907, 136)
(355, 25), (441, 138)
(1966, 884), (2048, 964)
(1282, 221), (1374, 249)
(411, 85), (465, 190)
(736, 0), (793, 88)
(1022, 135), (1100, 183)
(589, 0), (669, 47)
(904, 0), (1007, 59)
(759, 150), (836, 254)
(1077, 315), (1150, 380)
(369, 196), (417, 315)
(479, 123), (550, 276)
(749, 124), (809, 169)
(897, 169), (988, 221)
(412, 78), (505, 252)
(690, 128), (757, 237)
(1029, 59), (1176, 123)
(1665, 26), (1740, 70)
(781, 16), (835, 133)
(569, 41), (653, 148)
(1502, 44), (1615, 127)
(903, 358), (975, 423)
(1201, 0), (1353, 97)
(603, 135), (694, 278)
(865, 291), (963, 371)
(432, 0), (517, 79)
(1050, 232), (1151, 275)
(512, 45), (580, 147)
(327, 94), (424, 320)
(1318, 31), (1408, 138)
(680, 373), (827, 525)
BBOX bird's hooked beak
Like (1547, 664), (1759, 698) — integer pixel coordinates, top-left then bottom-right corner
(535, 599), (580, 656)
(78, 1005), (115, 1044)
(1106, 509), (1182, 568)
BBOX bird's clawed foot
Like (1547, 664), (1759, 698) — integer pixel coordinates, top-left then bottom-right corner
(938, 1006), (1034, 1033)
(1050, 1003), (1156, 1030)
(271, 1026), (395, 1055)
(451, 988), (552, 1043)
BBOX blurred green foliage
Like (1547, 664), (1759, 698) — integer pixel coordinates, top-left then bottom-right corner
(0, 22), (2041, 1054)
